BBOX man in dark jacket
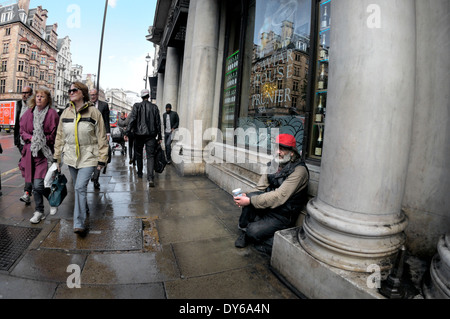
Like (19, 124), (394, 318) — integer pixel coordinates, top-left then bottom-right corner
(124, 90), (162, 187)
(89, 89), (111, 189)
(14, 86), (33, 204)
(162, 103), (179, 164)
(90, 89), (111, 140)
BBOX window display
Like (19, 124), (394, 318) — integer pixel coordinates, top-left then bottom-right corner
(309, 0), (330, 159)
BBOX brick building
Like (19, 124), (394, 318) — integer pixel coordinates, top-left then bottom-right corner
(0, 0), (58, 101)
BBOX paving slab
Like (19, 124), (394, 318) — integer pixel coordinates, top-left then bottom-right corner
(10, 249), (87, 282)
(157, 215), (231, 244)
(172, 236), (266, 278)
(0, 273), (57, 299)
(40, 218), (143, 251)
(54, 282), (166, 299)
(80, 250), (180, 285)
(164, 266), (298, 299)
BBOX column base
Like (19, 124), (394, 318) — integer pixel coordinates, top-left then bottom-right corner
(423, 234), (450, 299)
(299, 198), (408, 272)
(271, 228), (385, 299)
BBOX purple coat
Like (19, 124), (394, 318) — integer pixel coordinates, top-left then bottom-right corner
(19, 107), (59, 183)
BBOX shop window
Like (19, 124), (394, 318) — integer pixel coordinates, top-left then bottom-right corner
(220, 0), (312, 155)
(308, 0), (330, 160)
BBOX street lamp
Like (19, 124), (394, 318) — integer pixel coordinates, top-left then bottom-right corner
(97, 0), (109, 93)
(145, 53), (151, 90)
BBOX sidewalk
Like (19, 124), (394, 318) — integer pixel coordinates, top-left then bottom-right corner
(0, 150), (297, 299)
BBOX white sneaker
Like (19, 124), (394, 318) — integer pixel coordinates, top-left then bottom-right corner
(20, 191), (31, 204)
(30, 211), (45, 224)
(50, 207), (58, 215)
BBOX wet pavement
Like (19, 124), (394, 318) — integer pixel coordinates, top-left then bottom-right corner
(0, 147), (298, 299)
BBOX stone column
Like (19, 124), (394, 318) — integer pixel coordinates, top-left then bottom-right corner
(175, 0), (220, 175)
(178, 0), (197, 130)
(423, 234), (450, 299)
(162, 47), (180, 113)
(156, 72), (164, 111)
(299, 0), (414, 272)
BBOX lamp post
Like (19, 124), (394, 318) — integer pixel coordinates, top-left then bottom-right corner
(97, 0), (109, 93)
(145, 53), (151, 89)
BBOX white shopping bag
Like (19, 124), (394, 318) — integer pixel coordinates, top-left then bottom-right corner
(44, 163), (59, 188)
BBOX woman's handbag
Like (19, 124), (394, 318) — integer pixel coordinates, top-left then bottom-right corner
(48, 172), (68, 207)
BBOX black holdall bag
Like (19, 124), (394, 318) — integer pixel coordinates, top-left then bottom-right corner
(155, 144), (167, 174)
(48, 172), (68, 207)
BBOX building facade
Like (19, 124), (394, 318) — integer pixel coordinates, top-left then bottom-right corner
(148, 0), (449, 298)
(55, 36), (72, 112)
(0, 0), (58, 100)
(105, 88), (133, 113)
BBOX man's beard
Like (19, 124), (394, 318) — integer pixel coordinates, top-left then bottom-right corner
(274, 153), (291, 165)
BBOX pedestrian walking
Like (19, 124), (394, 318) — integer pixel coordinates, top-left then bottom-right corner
(18, 87), (60, 224)
(53, 82), (109, 235)
(124, 89), (162, 188)
(89, 88), (111, 189)
(233, 134), (309, 255)
(14, 86), (34, 205)
(0, 142), (2, 196)
(162, 103), (179, 164)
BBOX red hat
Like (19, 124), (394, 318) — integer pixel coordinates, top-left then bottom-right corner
(276, 134), (297, 149)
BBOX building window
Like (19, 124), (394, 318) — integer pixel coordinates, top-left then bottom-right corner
(30, 66), (36, 77)
(5, 28), (10, 36)
(1, 60), (7, 72)
(18, 61), (25, 72)
(19, 44), (27, 54)
(3, 42), (9, 54)
(221, 0), (312, 152)
(1, 12), (13, 23)
(31, 51), (37, 60)
(17, 79), (23, 93)
(0, 79), (5, 93)
(41, 57), (46, 65)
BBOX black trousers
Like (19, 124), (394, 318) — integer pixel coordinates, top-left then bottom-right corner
(128, 134), (135, 162)
(238, 192), (298, 245)
(134, 135), (157, 180)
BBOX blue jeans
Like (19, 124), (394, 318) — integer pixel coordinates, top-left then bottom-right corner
(164, 132), (173, 162)
(69, 166), (95, 229)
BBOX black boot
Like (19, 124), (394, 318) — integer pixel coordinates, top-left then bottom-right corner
(235, 232), (248, 248)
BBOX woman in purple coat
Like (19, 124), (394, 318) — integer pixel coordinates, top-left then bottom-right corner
(19, 87), (59, 224)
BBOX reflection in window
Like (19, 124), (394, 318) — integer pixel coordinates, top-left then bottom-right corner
(240, 0), (311, 153)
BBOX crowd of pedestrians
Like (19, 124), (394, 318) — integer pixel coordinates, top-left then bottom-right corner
(6, 83), (309, 255)
(11, 84), (165, 236)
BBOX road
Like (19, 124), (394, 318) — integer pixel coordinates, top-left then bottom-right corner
(0, 131), (22, 179)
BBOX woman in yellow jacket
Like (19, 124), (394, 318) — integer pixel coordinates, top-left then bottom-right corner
(53, 82), (109, 234)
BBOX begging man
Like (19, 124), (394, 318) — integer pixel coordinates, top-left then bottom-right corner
(234, 134), (309, 255)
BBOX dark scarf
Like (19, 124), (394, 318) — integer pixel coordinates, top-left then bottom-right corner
(266, 159), (306, 191)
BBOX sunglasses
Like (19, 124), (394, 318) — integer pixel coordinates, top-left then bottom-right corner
(68, 88), (80, 94)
